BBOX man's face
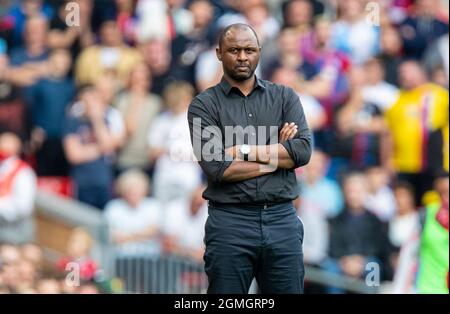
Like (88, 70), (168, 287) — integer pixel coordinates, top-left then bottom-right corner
(216, 27), (260, 82)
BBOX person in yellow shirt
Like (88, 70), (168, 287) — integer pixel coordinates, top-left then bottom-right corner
(75, 19), (143, 88)
(384, 60), (449, 205)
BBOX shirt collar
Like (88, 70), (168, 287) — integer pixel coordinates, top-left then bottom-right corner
(219, 75), (266, 95)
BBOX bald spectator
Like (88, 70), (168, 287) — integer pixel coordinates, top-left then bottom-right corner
(104, 169), (163, 256)
(0, 131), (37, 244)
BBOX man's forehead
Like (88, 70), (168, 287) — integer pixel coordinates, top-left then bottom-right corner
(222, 28), (259, 46)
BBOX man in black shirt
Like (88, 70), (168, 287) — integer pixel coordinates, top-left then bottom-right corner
(188, 23), (311, 293)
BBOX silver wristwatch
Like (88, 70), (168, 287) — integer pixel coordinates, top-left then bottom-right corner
(239, 144), (251, 161)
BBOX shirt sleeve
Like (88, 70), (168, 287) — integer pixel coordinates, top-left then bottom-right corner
(0, 167), (37, 222)
(188, 97), (233, 183)
(280, 87), (312, 168)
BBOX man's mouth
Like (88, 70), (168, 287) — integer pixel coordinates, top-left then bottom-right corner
(236, 65), (250, 71)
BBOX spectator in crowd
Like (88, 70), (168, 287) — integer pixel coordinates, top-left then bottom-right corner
(162, 185), (208, 263)
(388, 181), (420, 270)
(171, 0), (215, 88)
(427, 121), (449, 176)
(270, 66), (326, 135)
(295, 149), (343, 266)
(329, 66), (385, 180)
(6, 15), (50, 87)
(63, 84), (125, 209)
(242, 1), (280, 45)
(139, 37), (177, 95)
(147, 81), (202, 204)
(104, 169), (162, 257)
(134, 0), (170, 42)
(166, 0), (193, 38)
(0, 50), (27, 138)
(6, 0), (54, 49)
(361, 57), (400, 112)
(216, 0), (280, 45)
(384, 60), (449, 205)
(416, 173), (449, 294)
(75, 19), (143, 88)
(56, 227), (98, 283)
(422, 33), (449, 88)
(325, 172), (389, 293)
(48, 0), (95, 65)
(0, 131), (36, 245)
(0, 244), (26, 293)
(114, 62), (162, 175)
(261, 26), (318, 82)
(20, 242), (43, 270)
(331, 0), (380, 65)
(398, 0), (448, 60)
(36, 277), (62, 294)
(365, 166), (397, 223)
(281, 0), (315, 57)
(304, 17), (350, 128)
(27, 49), (75, 176)
(194, 34), (224, 92)
(115, 0), (139, 46)
(378, 25), (404, 86)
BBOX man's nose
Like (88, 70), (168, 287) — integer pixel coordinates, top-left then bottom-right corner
(237, 50), (248, 61)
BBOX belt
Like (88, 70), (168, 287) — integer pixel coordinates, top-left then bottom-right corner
(208, 200), (292, 210)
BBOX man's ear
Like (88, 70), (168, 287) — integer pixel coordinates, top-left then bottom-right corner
(216, 47), (222, 61)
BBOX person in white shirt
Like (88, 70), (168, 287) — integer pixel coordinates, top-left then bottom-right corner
(0, 131), (37, 244)
(364, 166), (397, 222)
(361, 57), (399, 112)
(162, 185), (208, 263)
(147, 81), (203, 204)
(104, 169), (162, 257)
(389, 181), (420, 250)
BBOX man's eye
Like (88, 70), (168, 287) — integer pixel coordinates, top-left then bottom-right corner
(245, 49), (254, 54)
(229, 49), (238, 54)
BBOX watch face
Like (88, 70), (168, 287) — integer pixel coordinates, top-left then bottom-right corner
(241, 144), (251, 154)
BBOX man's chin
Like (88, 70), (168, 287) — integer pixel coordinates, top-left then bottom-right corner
(230, 72), (253, 82)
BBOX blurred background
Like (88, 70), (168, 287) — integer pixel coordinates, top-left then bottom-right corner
(0, 0), (448, 294)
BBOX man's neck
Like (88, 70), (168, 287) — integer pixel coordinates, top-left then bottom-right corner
(224, 74), (256, 96)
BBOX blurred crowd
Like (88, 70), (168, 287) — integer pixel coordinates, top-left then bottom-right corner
(0, 0), (448, 294)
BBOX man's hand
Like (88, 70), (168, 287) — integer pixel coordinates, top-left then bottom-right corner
(279, 122), (298, 142)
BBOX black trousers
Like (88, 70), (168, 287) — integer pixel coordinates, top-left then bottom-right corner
(204, 201), (304, 294)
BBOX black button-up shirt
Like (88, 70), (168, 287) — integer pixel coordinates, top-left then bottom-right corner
(188, 77), (312, 204)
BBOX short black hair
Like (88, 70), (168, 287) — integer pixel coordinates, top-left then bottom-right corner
(392, 180), (416, 197)
(218, 23), (260, 49)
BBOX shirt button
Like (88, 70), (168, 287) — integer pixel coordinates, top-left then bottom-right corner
(249, 113), (253, 117)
